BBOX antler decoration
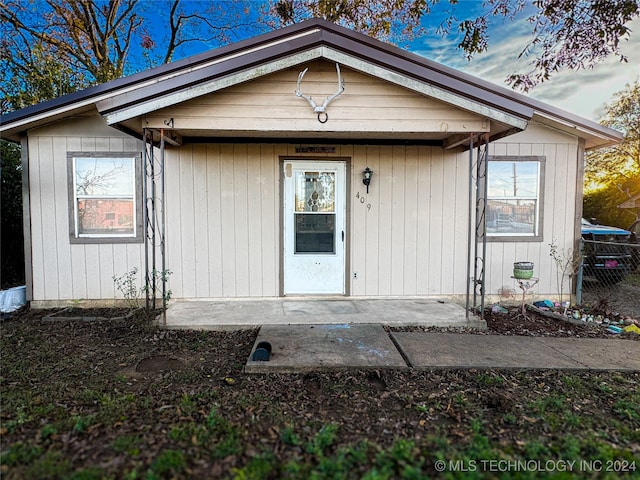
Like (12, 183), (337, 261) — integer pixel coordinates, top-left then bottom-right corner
(295, 63), (344, 123)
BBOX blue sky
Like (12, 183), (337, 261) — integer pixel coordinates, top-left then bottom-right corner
(16, 0), (637, 123)
(163, 0), (639, 123)
(407, 4), (640, 122)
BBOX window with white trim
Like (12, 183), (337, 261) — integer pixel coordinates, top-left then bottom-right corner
(486, 156), (544, 240)
(68, 152), (143, 243)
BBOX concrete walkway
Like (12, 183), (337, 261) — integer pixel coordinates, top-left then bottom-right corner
(159, 298), (639, 373)
(246, 325), (640, 373)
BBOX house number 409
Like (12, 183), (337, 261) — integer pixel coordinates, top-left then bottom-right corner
(355, 192), (372, 210)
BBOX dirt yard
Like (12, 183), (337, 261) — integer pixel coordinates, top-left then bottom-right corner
(1, 301), (639, 479)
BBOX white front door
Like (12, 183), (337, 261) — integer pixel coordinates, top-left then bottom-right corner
(283, 161), (346, 295)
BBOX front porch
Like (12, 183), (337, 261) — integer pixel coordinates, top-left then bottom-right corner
(158, 297), (485, 330)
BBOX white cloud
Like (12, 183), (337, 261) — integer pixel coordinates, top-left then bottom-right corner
(410, 15), (640, 122)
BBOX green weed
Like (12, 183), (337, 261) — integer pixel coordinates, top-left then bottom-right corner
(72, 414), (97, 433)
(281, 425), (301, 446)
(598, 382), (613, 394)
(558, 435), (582, 460)
(306, 424), (339, 456)
(112, 435), (142, 456)
(24, 450), (71, 479)
(562, 411), (584, 428)
(476, 373), (504, 387)
(231, 453), (276, 480)
(465, 433), (493, 460)
(523, 440), (551, 458)
(5, 405), (30, 432)
(470, 417), (483, 434)
(178, 393), (197, 416)
(147, 449), (186, 477)
(0, 442), (43, 466)
(66, 467), (105, 480)
(166, 406), (243, 458)
(528, 394), (566, 414)
(561, 375), (585, 390)
(502, 413), (517, 425)
(39, 424), (58, 440)
(371, 439), (424, 479)
(454, 393), (467, 406)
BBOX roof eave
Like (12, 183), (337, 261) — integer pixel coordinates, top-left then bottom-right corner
(0, 18), (624, 148)
(531, 112), (623, 150)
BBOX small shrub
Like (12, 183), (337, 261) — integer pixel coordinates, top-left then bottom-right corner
(113, 267), (142, 310)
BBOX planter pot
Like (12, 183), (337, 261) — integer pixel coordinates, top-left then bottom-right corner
(513, 262), (534, 279)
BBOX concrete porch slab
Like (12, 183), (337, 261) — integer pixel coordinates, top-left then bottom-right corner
(245, 323), (408, 373)
(161, 298), (483, 330)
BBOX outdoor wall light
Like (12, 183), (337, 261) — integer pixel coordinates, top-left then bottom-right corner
(362, 167), (373, 193)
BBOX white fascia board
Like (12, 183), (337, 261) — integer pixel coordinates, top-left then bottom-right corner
(1, 98), (101, 133)
(103, 48), (326, 125)
(532, 111), (622, 144)
(322, 48), (529, 130)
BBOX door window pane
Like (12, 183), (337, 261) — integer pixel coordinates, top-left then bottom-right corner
(295, 214), (335, 253)
(295, 172), (335, 212)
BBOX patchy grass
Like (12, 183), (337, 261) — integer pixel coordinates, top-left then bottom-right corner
(1, 310), (639, 478)
(624, 273), (640, 287)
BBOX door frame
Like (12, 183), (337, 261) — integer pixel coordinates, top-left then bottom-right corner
(279, 157), (351, 296)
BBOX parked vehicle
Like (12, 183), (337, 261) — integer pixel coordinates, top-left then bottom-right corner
(581, 218), (633, 284)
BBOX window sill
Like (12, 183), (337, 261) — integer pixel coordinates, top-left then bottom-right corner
(69, 236), (143, 245)
(486, 235), (543, 243)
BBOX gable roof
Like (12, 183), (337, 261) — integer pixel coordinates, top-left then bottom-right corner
(0, 18), (622, 149)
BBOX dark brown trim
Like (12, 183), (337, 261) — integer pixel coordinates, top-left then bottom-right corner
(182, 137), (444, 146)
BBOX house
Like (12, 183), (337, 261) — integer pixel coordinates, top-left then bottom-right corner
(0, 19), (622, 311)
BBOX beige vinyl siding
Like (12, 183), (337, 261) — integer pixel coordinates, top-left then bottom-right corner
(165, 143), (282, 298)
(349, 145), (469, 296)
(116, 134), (578, 301)
(165, 143), (474, 299)
(144, 61), (489, 135)
(27, 115), (144, 305)
(485, 124), (579, 300)
(26, 109), (580, 303)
